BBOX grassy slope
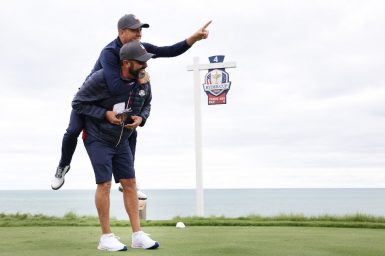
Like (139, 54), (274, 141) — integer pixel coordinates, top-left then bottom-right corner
(1, 226), (385, 256)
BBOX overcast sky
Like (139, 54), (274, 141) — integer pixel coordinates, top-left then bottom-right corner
(1, 0), (385, 190)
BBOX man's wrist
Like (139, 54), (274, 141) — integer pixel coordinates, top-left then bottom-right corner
(186, 36), (197, 46)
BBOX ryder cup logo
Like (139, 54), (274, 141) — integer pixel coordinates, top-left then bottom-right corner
(202, 55), (232, 105)
(138, 89), (146, 97)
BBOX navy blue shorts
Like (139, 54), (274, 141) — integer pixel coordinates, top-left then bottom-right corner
(84, 135), (135, 184)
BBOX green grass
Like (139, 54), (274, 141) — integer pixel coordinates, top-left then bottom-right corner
(1, 226), (385, 256)
(2, 213), (385, 255)
(2, 212), (385, 229)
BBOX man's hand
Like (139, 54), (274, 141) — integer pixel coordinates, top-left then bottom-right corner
(124, 115), (143, 129)
(106, 110), (121, 125)
(186, 20), (212, 46)
(138, 70), (150, 84)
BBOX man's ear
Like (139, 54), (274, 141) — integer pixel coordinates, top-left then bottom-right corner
(122, 60), (130, 67)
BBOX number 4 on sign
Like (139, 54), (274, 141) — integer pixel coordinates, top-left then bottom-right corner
(186, 56), (236, 216)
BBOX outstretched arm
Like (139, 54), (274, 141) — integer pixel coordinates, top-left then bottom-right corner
(142, 20), (212, 58)
(186, 20), (212, 46)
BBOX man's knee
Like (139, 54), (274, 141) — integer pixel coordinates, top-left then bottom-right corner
(97, 182), (112, 193)
(65, 126), (82, 137)
(120, 178), (136, 192)
(66, 111), (84, 136)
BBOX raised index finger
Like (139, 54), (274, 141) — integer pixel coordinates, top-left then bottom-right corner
(202, 20), (212, 29)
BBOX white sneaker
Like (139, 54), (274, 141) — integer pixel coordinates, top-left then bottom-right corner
(51, 165), (70, 190)
(132, 231), (159, 249)
(118, 186), (148, 200)
(97, 233), (127, 251)
(137, 190), (148, 200)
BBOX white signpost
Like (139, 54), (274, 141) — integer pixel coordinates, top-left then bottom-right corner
(187, 56), (236, 216)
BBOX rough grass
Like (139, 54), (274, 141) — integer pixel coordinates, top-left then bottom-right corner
(1, 212), (385, 229)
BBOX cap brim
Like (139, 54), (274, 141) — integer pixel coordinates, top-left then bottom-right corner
(129, 23), (150, 29)
(135, 52), (155, 62)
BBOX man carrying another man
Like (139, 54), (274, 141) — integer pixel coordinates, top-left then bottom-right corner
(52, 14), (211, 192)
(72, 41), (158, 251)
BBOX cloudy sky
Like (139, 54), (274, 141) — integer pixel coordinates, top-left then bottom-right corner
(1, 0), (385, 190)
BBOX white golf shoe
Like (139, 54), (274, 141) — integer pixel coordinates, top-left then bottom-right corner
(51, 165), (70, 190)
(118, 186), (148, 200)
(132, 231), (159, 249)
(97, 233), (127, 251)
(137, 190), (148, 200)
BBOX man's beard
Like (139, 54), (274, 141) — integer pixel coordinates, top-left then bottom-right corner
(129, 66), (145, 79)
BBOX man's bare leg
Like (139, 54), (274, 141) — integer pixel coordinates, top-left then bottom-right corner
(95, 182), (112, 234)
(120, 178), (140, 232)
(120, 178), (159, 249)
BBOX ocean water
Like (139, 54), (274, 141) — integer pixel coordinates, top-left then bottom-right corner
(1, 188), (385, 220)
